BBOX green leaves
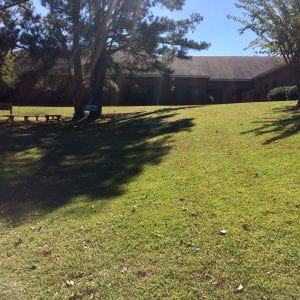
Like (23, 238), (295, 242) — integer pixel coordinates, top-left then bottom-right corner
(230, 0), (300, 104)
(0, 52), (19, 88)
(230, 0), (300, 64)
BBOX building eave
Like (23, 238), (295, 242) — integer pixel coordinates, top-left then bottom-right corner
(251, 63), (287, 80)
(209, 78), (251, 82)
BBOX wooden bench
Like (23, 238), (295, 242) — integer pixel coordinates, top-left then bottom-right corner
(7, 115), (43, 122)
(7, 114), (62, 122)
(1, 115), (61, 125)
(0, 103), (62, 122)
(45, 114), (61, 121)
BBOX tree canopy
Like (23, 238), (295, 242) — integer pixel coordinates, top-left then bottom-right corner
(0, 0), (210, 119)
(229, 0), (300, 105)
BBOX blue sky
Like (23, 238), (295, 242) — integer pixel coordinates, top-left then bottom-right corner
(152, 0), (260, 56)
(33, 0), (260, 56)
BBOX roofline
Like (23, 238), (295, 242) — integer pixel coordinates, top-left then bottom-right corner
(120, 60), (288, 81)
(122, 74), (210, 79)
(251, 63), (287, 80)
(121, 74), (252, 81)
(177, 55), (275, 58)
(172, 75), (210, 79)
(209, 78), (251, 82)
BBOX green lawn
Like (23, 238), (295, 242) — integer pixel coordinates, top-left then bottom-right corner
(0, 102), (299, 299)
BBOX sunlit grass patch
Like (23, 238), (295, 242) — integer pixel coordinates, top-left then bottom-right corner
(0, 102), (299, 299)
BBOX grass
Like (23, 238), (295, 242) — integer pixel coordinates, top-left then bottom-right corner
(0, 102), (299, 299)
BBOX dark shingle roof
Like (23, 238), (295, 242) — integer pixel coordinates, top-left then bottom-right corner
(168, 56), (284, 80)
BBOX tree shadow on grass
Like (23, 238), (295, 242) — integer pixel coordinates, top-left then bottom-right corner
(241, 105), (300, 144)
(0, 107), (195, 225)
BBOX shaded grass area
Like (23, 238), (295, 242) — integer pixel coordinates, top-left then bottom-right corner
(0, 102), (299, 299)
(242, 105), (300, 144)
(0, 107), (194, 223)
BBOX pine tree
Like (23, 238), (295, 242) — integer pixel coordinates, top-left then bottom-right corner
(43, 0), (210, 120)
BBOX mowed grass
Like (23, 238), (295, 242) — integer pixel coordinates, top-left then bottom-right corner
(0, 102), (299, 299)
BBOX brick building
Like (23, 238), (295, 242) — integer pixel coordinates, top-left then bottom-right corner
(104, 56), (296, 105)
(2, 56), (296, 105)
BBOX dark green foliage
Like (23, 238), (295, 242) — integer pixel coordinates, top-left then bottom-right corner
(0, 0), (29, 11)
(1, 0), (210, 116)
(267, 87), (287, 101)
(229, 0), (300, 60)
(230, 0), (300, 105)
(0, 0), (64, 95)
(37, 0), (210, 118)
(267, 86), (299, 101)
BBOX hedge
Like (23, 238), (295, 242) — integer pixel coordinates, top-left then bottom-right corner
(267, 86), (299, 101)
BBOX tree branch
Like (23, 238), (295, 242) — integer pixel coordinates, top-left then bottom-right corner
(0, 0), (29, 11)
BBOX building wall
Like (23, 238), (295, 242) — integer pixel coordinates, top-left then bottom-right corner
(2, 61), (296, 105)
(103, 76), (211, 105)
(207, 80), (252, 103)
(103, 76), (254, 105)
(172, 77), (210, 104)
(246, 66), (296, 100)
(105, 65), (296, 105)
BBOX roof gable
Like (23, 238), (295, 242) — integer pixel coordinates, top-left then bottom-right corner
(169, 56), (285, 80)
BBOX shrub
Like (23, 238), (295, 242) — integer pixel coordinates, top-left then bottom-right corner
(267, 86), (299, 101)
(286, 86), (299, 100)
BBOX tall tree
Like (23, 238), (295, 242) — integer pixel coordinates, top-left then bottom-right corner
(41, 0), (86, 118)
(2, 0), (209, 117)
(0, 0), (30, 12)
(0, 0), (64, 83)
(0, 0), (30, 61)
(0, 0), (32, 90)
(83, 0), (209, 120)
(229, 0), (300, 106)
(42, 0), (209, 120)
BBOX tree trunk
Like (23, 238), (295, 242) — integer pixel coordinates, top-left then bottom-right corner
(295, 66), (300, 108)
(73, 79), (85, 120)
(296, 76), (300, 108)
(87, 52), (107, 121)
(73, 85), (86, 118)
(71, 0), (85, 120)
(296, 69), (300, 108)
(291, 63), (300, 108)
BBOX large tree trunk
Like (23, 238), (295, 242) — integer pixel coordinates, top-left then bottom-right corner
(291, 63), (300, 108)
(71, 0), (85, 120)
(87, 52), (107, 121)
(73, 74), (85, 120)
(296, 78), (300, 108)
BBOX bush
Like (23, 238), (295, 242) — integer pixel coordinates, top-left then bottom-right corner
(267, 86), (299, 101)
(286, 86), (299, 100)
